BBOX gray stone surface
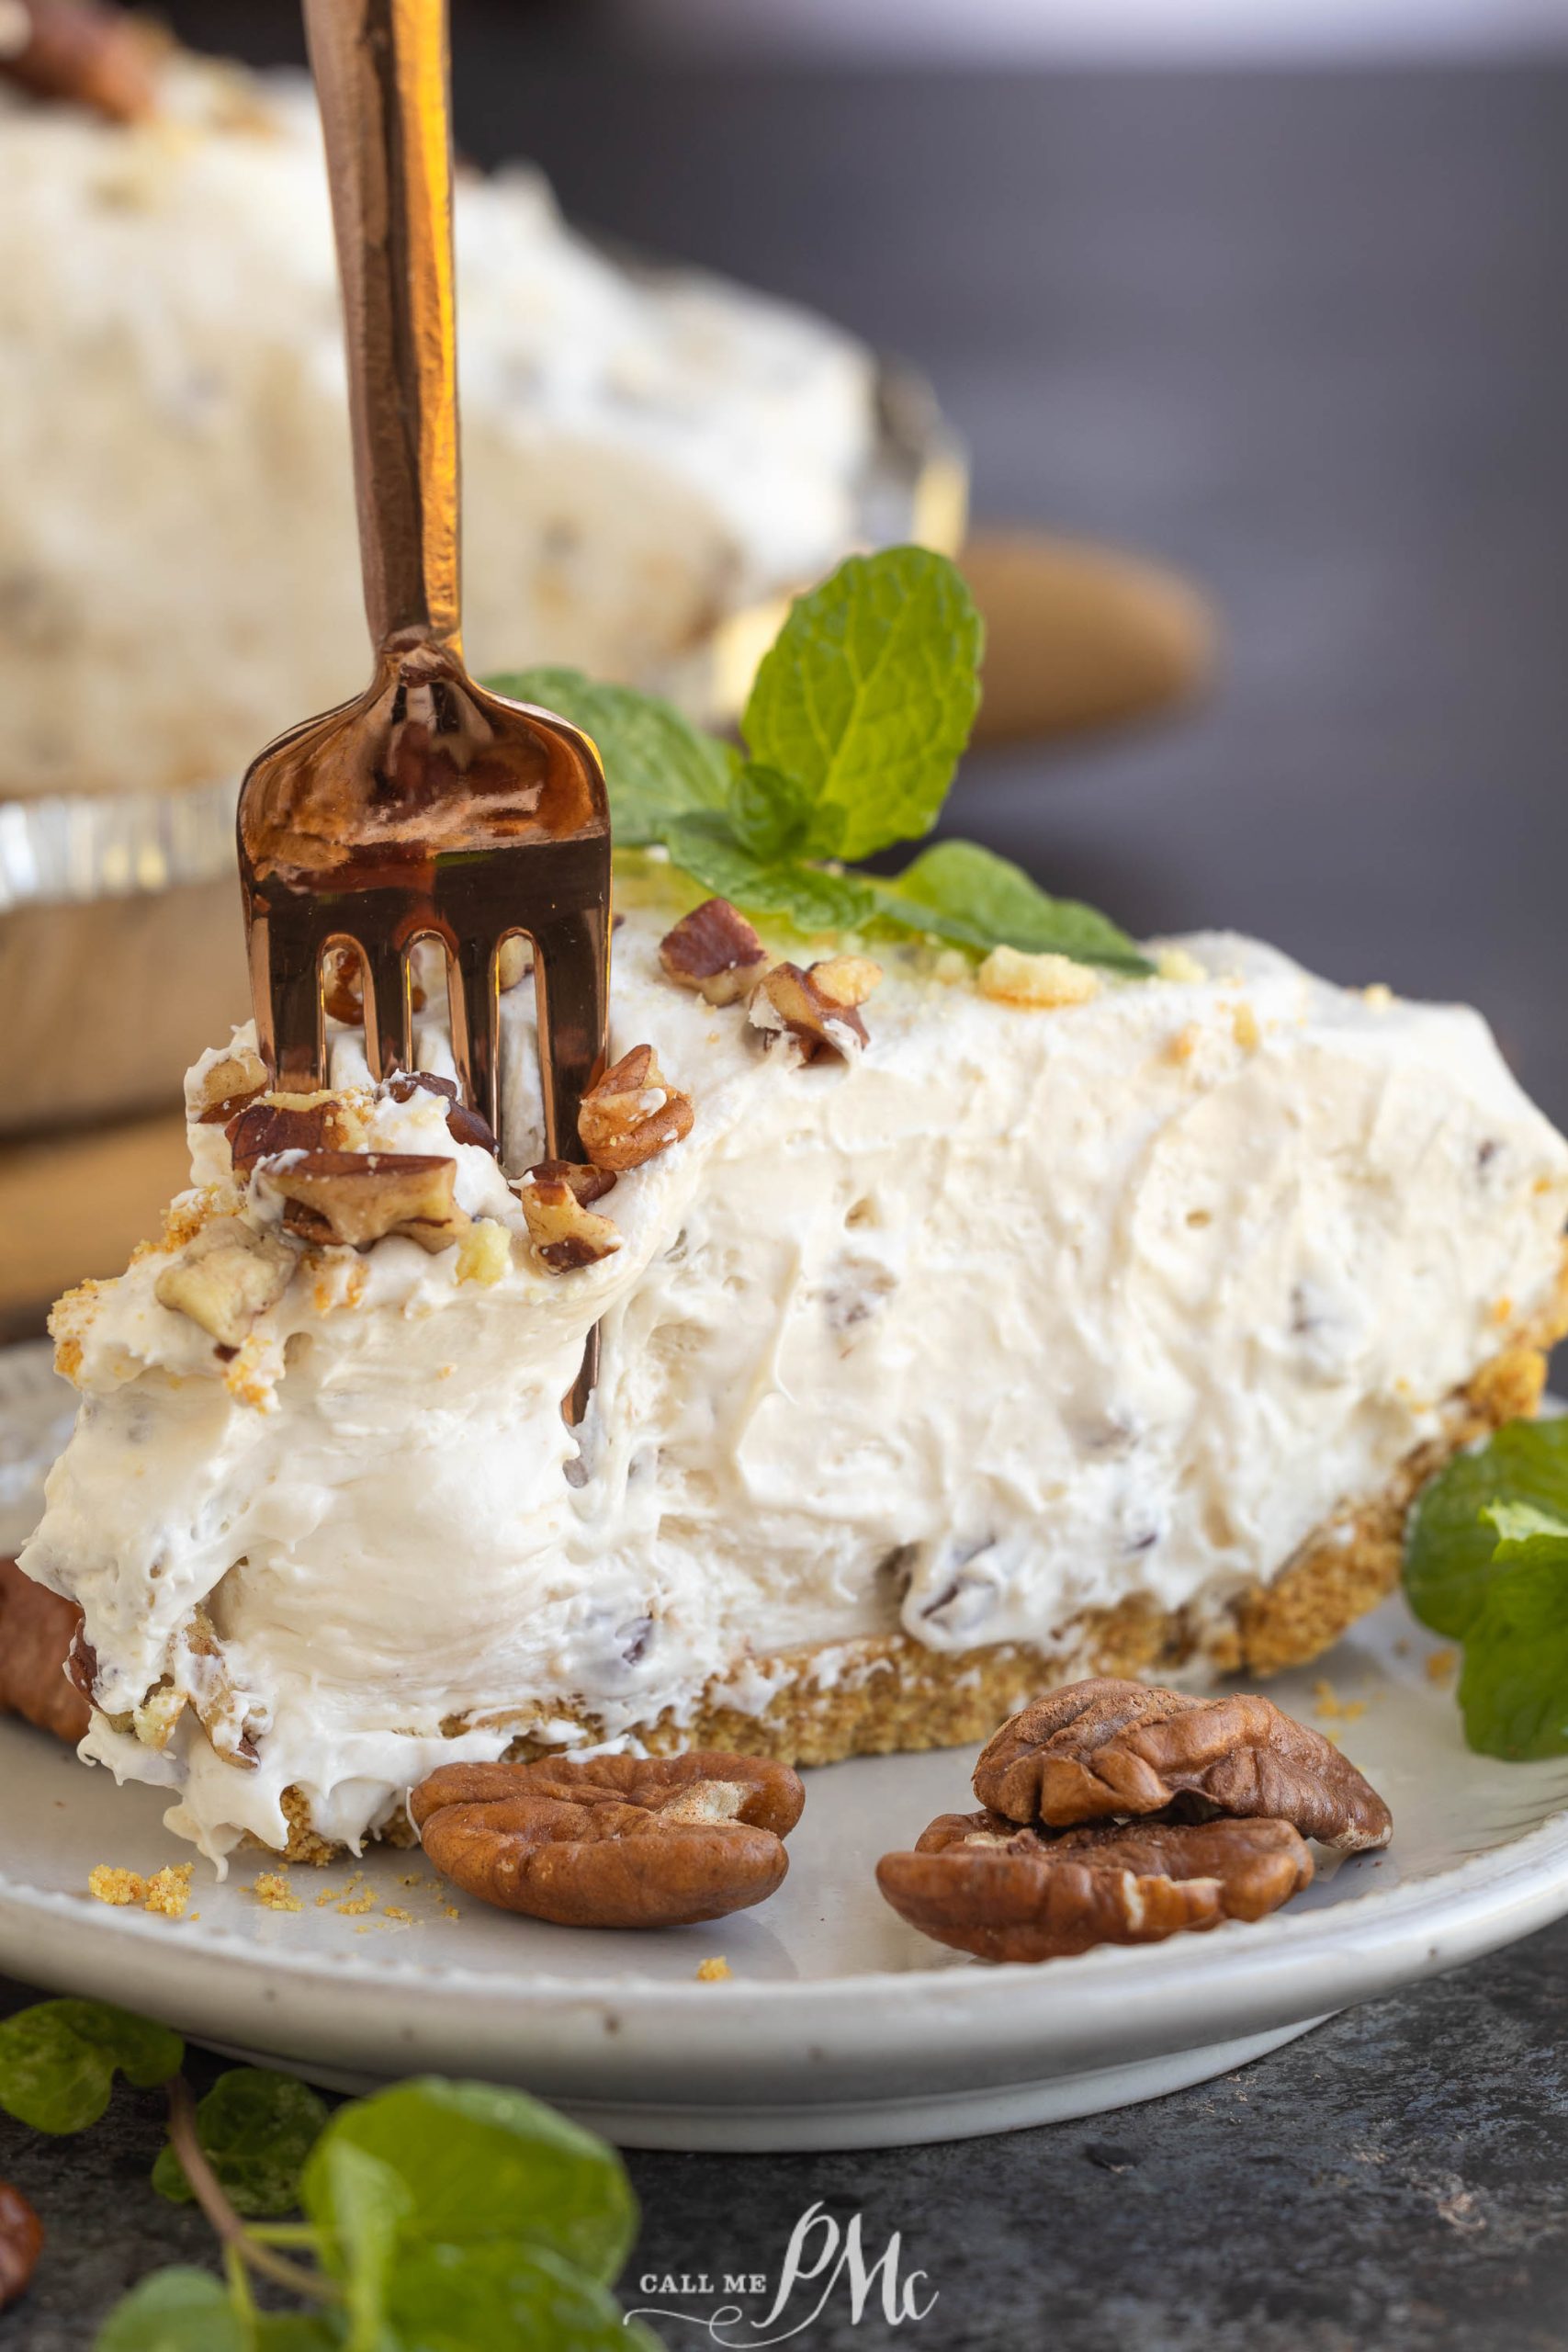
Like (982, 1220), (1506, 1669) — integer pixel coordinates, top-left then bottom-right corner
(3, 1922), (1566, 2348)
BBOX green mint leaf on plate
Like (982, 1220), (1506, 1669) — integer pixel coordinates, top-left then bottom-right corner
(874, 839), (1154, 971)
(0, 2000), (183, 2135)
(152, 2066), (329, 2218)
(302, 2077), (637, 2288)
(388, 2239), (662, 2352)
(742, 545), (983, 861)
(1404, 1417), (1568, 1640)
(483, 666), (733, 849)
(663, 811), (878, 936)
(94, 2267), (245, 2352)
(1458, 1504), (1568, 1759)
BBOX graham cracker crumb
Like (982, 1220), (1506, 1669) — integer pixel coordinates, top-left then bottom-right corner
(88, 1865), (145, 1907)
(143, 1864), (194, 1919)
(1313, 1678), (1367, 1724)
(252, 1871), (303, 1914)
(381, 1904), (415, 1925)
(1427, 1647), (1459, 1682)
(696, 1956), (732, 1983)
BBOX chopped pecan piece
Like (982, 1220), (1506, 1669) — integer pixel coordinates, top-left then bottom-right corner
(659, 899), (770, 1005)
(577, 1045), (694, 1171)
(259, 1150), (470, 1255)
(383, 1071), (499, 1155)
(973, 1679), (1393, 1854)
(0, 2180), (42, 2314)
(0, 1557), (88, 1743)
(153, 1217), (296, 1350)
(191, 1045), (267, 1125)
(749, 960), (875, 1060)
(516, 1161), (620, 1272)
(877, 1808), (1313, 1962)
(321, 944), (427, 1027)
(410, 1752), (805, 1928)
(498, 935), (533, 991)
(0, 0), (157, 122)
(226, 1094), (360, 1176)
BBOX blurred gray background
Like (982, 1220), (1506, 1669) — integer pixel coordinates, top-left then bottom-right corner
(163, 1), (1568, 1135)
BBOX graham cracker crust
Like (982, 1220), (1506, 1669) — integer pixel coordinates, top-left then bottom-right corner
(275, 1307), (1566, 1860)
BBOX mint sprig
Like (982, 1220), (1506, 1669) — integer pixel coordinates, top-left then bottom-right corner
(0, 1996), (655, 2348)
(488, 545), (1149, 974)
(1404, 1422), (1568, 1759)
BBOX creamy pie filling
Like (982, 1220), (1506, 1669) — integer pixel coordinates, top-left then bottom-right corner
(20, 913), (1568, 1860)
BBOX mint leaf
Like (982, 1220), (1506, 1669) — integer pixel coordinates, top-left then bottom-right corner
(389, 2240), (661, 2352)
(742, 547), (983, 860)
(94, 2268), (243, 2352)
(729, 763), (822, 863)
(876, 839), (1153, 973)
(152, 2067), (328, 2218)
(484, 666), (732, 848)
(302, 2078), (637, 2287)
(0, 2001), (183, 2134)
(304, 2140), (409, 2352)
(1459, 1510), (1568, 1759)
(1404, 1418), (1568, 1639)
(663, 811), (878, 935)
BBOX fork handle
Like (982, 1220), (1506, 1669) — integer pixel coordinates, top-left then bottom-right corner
(303, 0), (461, 654)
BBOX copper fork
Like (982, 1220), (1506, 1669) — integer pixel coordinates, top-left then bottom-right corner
(236, 0), (611, 1162)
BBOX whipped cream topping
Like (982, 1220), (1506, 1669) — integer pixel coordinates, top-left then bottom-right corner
(0, 57), (874, 797)
(21, 913), (1568, 1860)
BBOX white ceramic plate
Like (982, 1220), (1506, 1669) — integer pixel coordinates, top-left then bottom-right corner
(3, 1343), (1567, 2150)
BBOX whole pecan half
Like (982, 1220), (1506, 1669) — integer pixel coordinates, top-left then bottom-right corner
(974, 1679), (1392, 1853)
(410, 1752), (805, 1928)
(0, 2181), (42, 2313)
(0, 1558), (88, 1744)
(877, 1807), (1313, 1963)
(577, 1045), (694, 1172)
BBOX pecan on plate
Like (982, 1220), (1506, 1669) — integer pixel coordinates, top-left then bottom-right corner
(577, 1046), (694, 1172)
(748, 958), (880, 1062)
(258, 1150), (470, 1254)
(410, 1752), (805, 1928)
(153, 1217), (296, 1350)
(516, 1159), (619, 1272)
(660, 899), (769, 1005)
(974, 1679), (1392, 1854)
(876, 1807), (1313, 1963)
(382, 1070), (499, 1155)
(0, 1557), (88, 1743)
(0, 2181), (43, 2314)
(0, 0), (157, 122)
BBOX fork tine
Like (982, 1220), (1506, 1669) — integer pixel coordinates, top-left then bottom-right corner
(250, 897), (328, 1093)
(447, 931), (499, 1137)
(361, 934), (414, 1083)
(531, 905), (610, 1162)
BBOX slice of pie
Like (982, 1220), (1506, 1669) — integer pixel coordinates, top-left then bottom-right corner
(19, 896), (1568, 1861)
